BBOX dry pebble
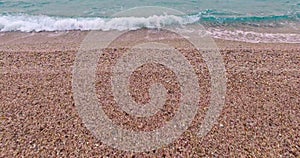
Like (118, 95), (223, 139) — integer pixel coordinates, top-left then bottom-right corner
(1, 31), (300, 157)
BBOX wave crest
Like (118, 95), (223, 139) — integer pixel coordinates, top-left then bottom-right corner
(0, 14), (198, 32)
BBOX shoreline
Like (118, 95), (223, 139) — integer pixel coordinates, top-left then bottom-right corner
(1, 31), (300, 52)
(1, 23), (300, 44)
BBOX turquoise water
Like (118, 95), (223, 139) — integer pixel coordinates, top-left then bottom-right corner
(0, 0), (299, 18)
(0, 0), (299, 42)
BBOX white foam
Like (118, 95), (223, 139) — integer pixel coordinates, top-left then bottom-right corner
(207, 28), (300, 43)
(0, 14), (198, 32)
(0, 14), (299, 43)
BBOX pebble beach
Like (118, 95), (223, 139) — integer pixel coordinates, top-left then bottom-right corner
(1, 31), (299, 157)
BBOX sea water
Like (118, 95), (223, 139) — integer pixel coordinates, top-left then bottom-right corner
(0, 0), (299, 43)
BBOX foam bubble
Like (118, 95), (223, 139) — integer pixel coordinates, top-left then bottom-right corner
(207, 28), (300, 43)
(0, 14), (198, 32)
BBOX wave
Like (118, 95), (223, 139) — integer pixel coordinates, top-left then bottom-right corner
(1, 10), (299, 32)
(0, 13), (299, 43)
(198, 9), (300, 24)
(0, 14), (198, 32)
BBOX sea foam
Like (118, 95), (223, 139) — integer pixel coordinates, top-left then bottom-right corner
(0, 14), (299, 43)
(0, 14), (198, 32)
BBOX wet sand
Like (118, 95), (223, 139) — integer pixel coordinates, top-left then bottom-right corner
(1, 31), (299, 157)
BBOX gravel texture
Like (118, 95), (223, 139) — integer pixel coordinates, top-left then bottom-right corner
(1, 31), (300, 157)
